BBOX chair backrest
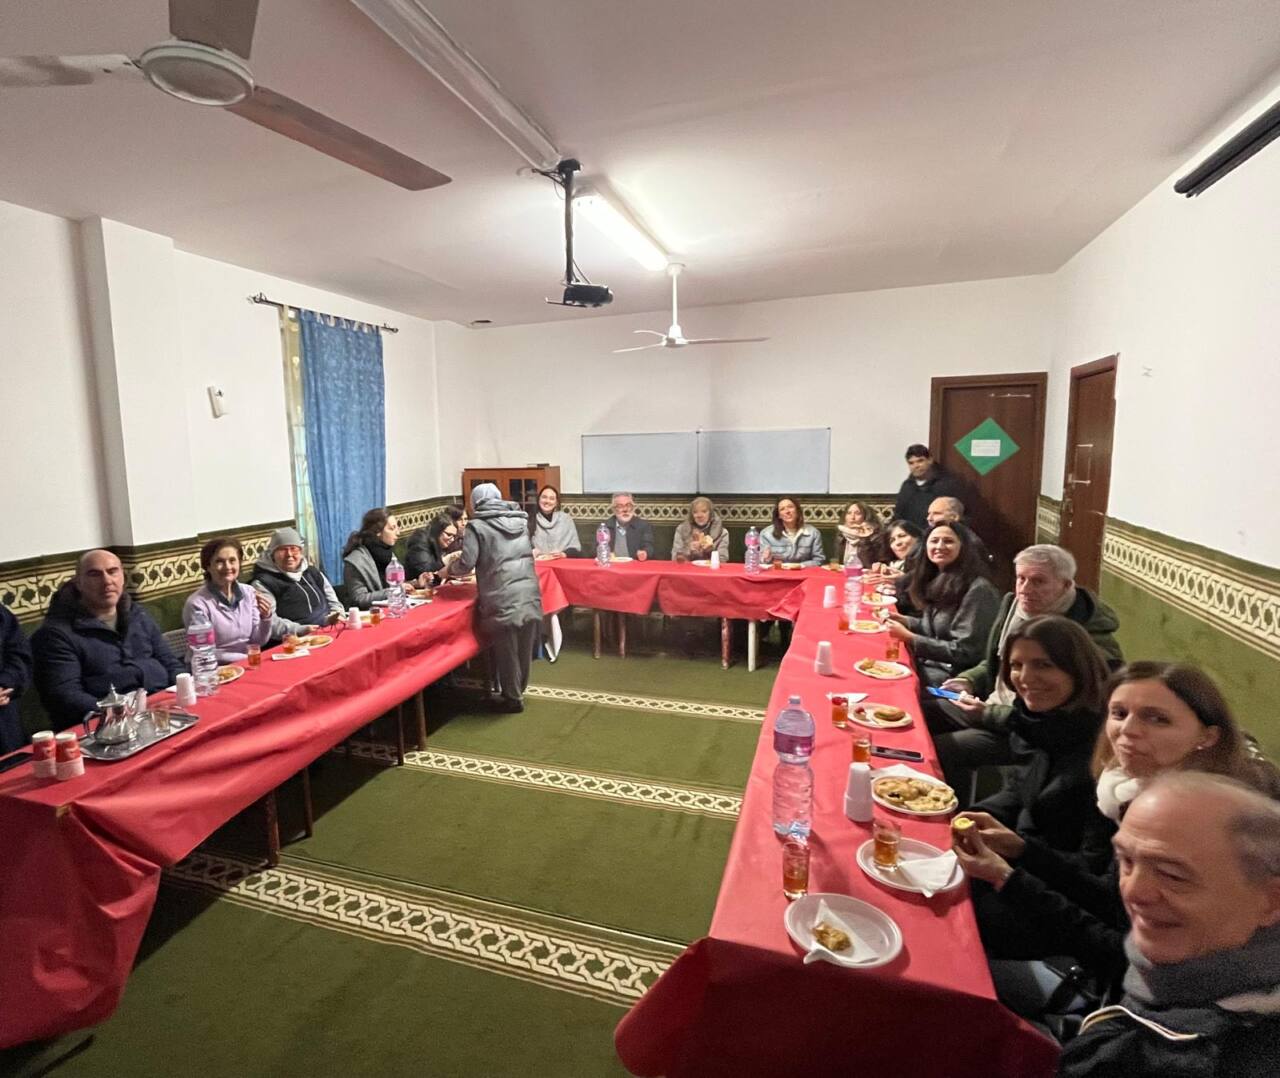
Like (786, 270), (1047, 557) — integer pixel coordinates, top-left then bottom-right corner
(163, 626), (188, 659)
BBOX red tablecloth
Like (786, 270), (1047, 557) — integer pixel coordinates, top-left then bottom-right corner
(535, 559), (822, 621)
(0, 591), (482, 1048)
(614, 578), (1060, 1077)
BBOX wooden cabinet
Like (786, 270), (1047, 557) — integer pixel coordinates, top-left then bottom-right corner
(461, 466), (561, 515)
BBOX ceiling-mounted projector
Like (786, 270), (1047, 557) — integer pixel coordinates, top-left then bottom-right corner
(559, 282), (613, 308)
(544, 158), (613, 308)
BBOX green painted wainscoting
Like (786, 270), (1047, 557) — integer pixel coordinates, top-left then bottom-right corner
(1038, 496), (1280, 759)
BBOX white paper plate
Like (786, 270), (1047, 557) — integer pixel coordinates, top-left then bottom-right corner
(215, 665), (245, 684)
(784, 893), (903, 969)
(856, 838), (964, 895)
(862, 593), (896, 607)
(848, 702), (912, 729)
(847, 619), (886, 634)
(609, 556), (633, 563)
(871, 773), (958, 817)
(854, 659), (912, 681)
(691, 559), (713, 567)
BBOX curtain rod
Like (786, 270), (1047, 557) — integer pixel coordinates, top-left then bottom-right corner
(248, 292), (399, 333)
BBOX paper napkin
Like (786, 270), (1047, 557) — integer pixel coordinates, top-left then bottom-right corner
(895, 850), (959, 898)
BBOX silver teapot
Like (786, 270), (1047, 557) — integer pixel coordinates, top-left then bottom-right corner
(85, 685), (140, 745)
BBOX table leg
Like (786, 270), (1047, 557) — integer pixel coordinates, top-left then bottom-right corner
(262, 790), (280, 868)
(413, 691), (428, 750)
(301, 767), (314, 838)
(394, 702), (407, 766)
(619, 614), (627, 658)
(748, 621), (758, 673)
(593, 611), (602, 659)
(721, 618), (730, 670)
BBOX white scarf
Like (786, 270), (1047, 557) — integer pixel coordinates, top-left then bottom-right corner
(1096, 766), (1145, 822)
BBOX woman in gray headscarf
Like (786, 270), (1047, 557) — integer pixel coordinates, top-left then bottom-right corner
(446, 483), (544, 711)
(671, 497), (730, 562)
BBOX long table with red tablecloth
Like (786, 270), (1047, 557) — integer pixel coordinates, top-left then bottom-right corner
(534, 557), (820, 621)
(613, 576), (1060, 1077)
(0, 588), (483, 1049)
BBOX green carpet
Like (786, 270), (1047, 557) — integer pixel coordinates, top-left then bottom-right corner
(6, 641), (773, 1077)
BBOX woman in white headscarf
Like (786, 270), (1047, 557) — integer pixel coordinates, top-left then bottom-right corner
(446, 483), (544, 711)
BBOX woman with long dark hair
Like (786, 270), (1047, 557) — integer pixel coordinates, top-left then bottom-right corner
(758, 496), (825, 567)
(342, 509), (430, 609)
(887, 522), (999, 686)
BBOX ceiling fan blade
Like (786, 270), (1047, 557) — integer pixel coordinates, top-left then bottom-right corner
(0, 54), (138, 87)
(683, 337), (771, 346)
(612, 343), (668, 354)
(170, 0), (260, 60)
(227, 85), (451, 190)
(632, 329), (666, 337)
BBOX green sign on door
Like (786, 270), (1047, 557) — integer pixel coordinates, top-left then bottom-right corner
(955, 418), (1020, 476)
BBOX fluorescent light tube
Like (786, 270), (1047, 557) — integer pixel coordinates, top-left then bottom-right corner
(573, 188), (668, 271)
(351, 0), (560, 170)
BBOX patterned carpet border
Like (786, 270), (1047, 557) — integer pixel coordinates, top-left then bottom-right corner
(164, 851), (681, 1010)
(336, 741), (743, 819)
(454, 677), (766, 724)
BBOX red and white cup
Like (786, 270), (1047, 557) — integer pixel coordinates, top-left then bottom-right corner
(54, 731), (85, 780)
(31, 730), (57, 779)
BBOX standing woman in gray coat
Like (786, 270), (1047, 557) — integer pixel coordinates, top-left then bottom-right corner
(887, 522), (999, 688)
(446, 483), (544, 712)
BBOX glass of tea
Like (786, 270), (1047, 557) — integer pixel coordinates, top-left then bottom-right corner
(852, 734), (872, 763)
(830, 695), (848, 729)
(872, 818), (901, 869)
(371, 607), (383, 626)
(247, 643), (262, 669)
(885, 637), (901, 661)
(782, 838), (810, 900)
(283, 635), (299, 655)
(837, 609), (850, 632)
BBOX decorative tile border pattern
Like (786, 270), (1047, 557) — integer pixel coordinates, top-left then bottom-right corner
(560, 496), (895, 525)
(165, 850), (680, 1008)
(452, 677), (766, 724)
(1103, 521), (1280, 662)
(337, 741), (743, 819)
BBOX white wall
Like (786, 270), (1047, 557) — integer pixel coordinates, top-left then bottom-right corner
(175, 253), (443, 532)
(1046, 87), (1280, 566)
(437, 275), (1054, 493)
(0, 202), (108, 561)
(0, 201), (447, 562)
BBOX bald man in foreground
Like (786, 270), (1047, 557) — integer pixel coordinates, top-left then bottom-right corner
(1058, 771), (1280, 1076)
(32, 549), (185, 730)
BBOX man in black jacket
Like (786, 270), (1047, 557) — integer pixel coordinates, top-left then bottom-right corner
(32, 550), (185, 730)
(0, 603), (33, 752)
(893, 444), (968, 529)
(1058, 773), (1280, 1076)
(605, 493), (655, 560)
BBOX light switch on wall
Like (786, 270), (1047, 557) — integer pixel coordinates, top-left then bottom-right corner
(207, 385), (229, 418)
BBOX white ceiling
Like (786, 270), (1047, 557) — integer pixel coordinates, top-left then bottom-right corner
(2, 0), (1278, 327)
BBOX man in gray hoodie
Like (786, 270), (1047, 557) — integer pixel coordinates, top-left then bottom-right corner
(446, 483), (543, 712)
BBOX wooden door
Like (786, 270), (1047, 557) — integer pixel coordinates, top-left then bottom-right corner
(1059, 357), (1117, 591)
(929, 372), (1048, 591)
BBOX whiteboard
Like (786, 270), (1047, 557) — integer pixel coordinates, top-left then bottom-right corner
(581, 431), (698, 493)
(697, 428), (830, 493)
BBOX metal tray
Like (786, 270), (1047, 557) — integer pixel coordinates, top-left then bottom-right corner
(81, 709), (199, 762)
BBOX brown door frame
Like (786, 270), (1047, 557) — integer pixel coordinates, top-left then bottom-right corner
(1060, 354), (1118, 583)
(928, 370), (1048, 492)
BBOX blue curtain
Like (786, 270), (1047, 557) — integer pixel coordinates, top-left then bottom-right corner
(297, 309), (386, 578)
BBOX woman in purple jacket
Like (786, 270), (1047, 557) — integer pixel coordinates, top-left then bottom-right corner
(182, 537), (274, 663)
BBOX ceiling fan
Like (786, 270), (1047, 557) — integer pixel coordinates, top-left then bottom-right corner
(0, 0), (450, 191)
(612, 263), (769, 353)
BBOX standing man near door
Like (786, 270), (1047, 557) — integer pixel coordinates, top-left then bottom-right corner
(894, 444), (969, 530)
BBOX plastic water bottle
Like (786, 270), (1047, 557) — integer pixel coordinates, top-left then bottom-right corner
(185, 606), (219, 697)
(744, 527), (761, 575)
(843, 563), (864, 621)
(596, 522), (611, 567)
(386, 555), (407, 618)
(772, 694), (815, 839)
